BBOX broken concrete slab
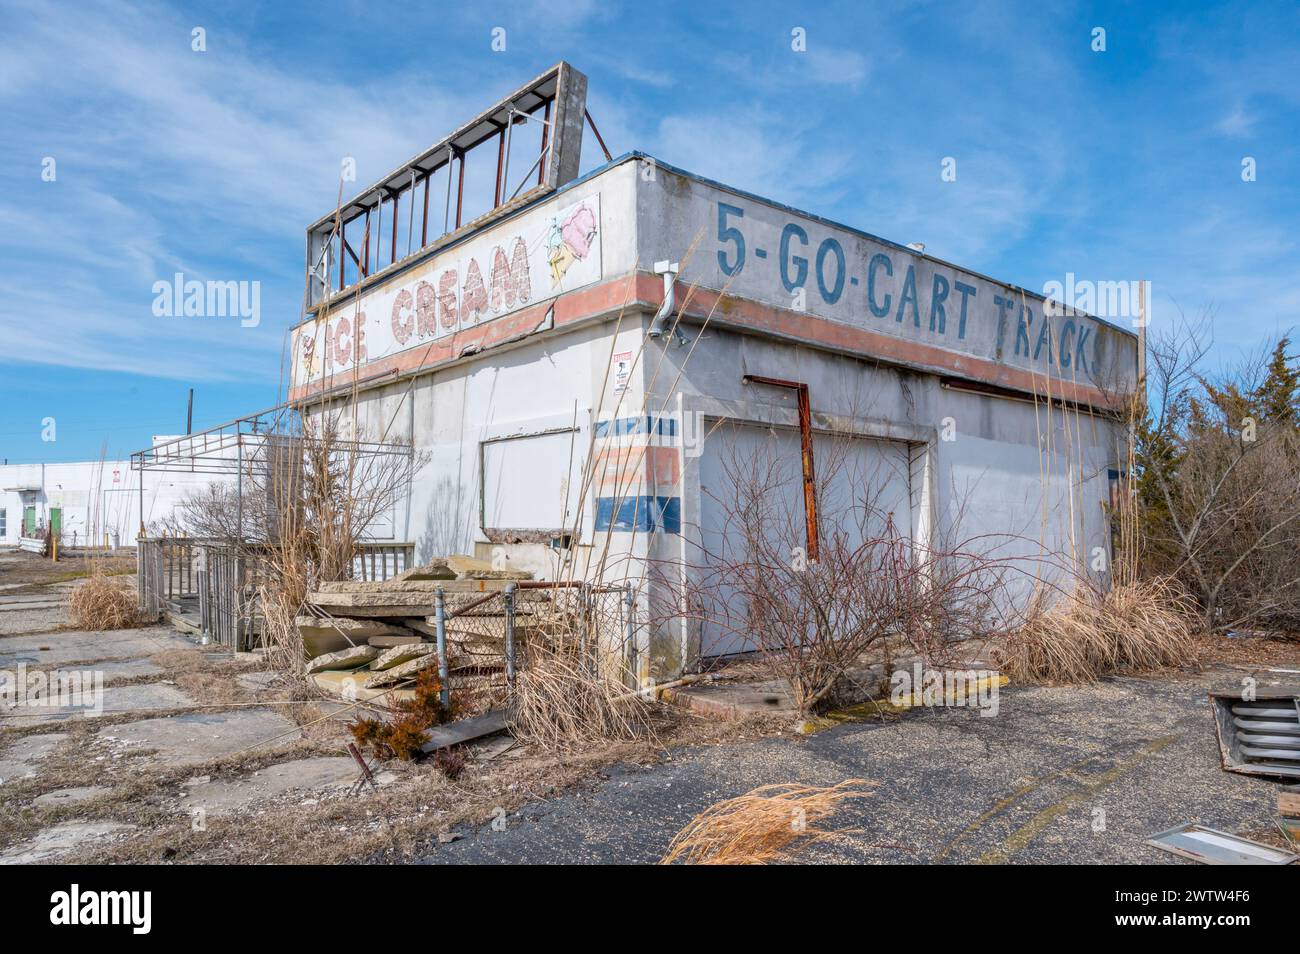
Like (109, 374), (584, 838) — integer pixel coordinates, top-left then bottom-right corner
(180, 757), (357, 815)
(371, 642), (436, 671)
(305, 644), (380, 674)
(0, 598), (65, 610)
(406, 615), (507, 637)
(236, 670), (279, 692)
(658, 676), (795, 721)
(469, 734), (517, 762)
(7, 683), (197, 725)
(308, 590), (441, 609)
(391, 554), (533, 582)
(311, 669), (413, 703)
(389, 559), (457, 582)
(95, 709), (299, 767)
(0, 606), (68, 636)
(368, 634), (423, 649)
(296, 616), (412, 657)
(365, 652), (440, 688)
(0, 820), (134, 864)
(0, 627), (192, 668)
(0, 732), (67, 783)
(93, 658), (165, 681)
(102, 682), (198, 715)
(33, 786), (112, 807)
(445, 554), (533, 580)
(311, 578), (530, 603)
(316, 604), (440, 618)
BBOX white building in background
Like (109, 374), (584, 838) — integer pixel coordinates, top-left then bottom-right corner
(0, 438), (227, 548)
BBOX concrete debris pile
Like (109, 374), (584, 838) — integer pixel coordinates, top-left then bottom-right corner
(299, 554), (536, 703)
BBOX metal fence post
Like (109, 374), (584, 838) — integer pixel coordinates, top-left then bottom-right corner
(434, 587), (450, 708)
(624, 583), (637, 686)
(152, 544), (164, 620)
(578, 582), (589, 662)
(503, 582), (517, 687)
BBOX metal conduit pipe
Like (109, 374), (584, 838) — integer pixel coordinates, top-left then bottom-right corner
(647, 259), (679, 339)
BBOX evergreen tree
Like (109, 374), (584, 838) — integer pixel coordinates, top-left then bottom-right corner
(1253, 336), (1300, 427)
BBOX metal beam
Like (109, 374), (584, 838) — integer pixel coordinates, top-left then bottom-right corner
(742, 375), (820, 561)
(585, 107), (613, 162)
(305, 62), (587, 309)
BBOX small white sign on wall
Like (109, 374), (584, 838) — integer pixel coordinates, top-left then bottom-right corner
(613, 350), (632, 391)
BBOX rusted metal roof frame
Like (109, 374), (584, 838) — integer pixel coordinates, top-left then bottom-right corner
(307, 62), (587, 309)
(131, 403), (411, 476)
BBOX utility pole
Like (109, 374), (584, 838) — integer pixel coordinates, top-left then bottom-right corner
(186, 388), (194, 435)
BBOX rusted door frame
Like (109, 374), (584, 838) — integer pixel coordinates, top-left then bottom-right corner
(741, 375), (819, 561)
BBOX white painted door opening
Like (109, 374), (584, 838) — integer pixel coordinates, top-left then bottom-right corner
(481, 429), (584, 535)
(695, 420), (913, 658)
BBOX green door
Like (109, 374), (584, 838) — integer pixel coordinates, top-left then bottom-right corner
(23, 506), (36, 536)
(49, 508), (62, 537)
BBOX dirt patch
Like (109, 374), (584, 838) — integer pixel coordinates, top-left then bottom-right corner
(0, 551), (135, 591)
(1191, 631), (1299, 670)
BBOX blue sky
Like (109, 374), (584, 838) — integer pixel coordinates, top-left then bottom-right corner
(2, 0), (1297, 462)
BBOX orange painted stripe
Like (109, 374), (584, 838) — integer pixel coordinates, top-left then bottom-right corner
(592, 445), (680, 494)
(676, 283), (1127, 411)
(289, 275), (644, 402)
(290, 271), (1126, 411)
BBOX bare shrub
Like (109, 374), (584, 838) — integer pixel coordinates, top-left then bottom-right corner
(673, 431), (1021, 712)
(660, 779), (874, 865)
(169, 412), (421, 673)
(428, 745), (467, 779)
(69, 569), (140, 630)
(506, 594), (653, 749)
(157, 482), (271, 541)
(998, 576), (1198, 684)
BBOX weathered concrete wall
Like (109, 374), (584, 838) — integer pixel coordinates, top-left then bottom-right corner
(636, 320), (1126, 677)
(310, 312), (653, 587)
(634, 156), (1138, 406)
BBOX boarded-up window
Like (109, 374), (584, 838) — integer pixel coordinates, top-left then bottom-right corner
(481, 430), (584, 535)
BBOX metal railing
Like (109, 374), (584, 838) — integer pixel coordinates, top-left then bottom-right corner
(137, 536), (200, 614)
(139, 536), (416, 650)
(353, 542), (416, 581)
(198, 542), (260, 651)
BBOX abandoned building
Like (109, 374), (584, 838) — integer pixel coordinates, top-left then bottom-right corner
(279, 62), (1140, 682)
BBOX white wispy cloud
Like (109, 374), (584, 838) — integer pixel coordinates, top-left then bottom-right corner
(0, 0), (491, 382)
(653, 109), (852, 210)
(800, 46), (870, 88)
(1215, 106), (1257, 137)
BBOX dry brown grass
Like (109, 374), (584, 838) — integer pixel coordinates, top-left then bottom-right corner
(67, 570), (141, 630)
(660, 779), (875, 865)
(998, 577), (1199, 684)
(507, 638), (652, 751)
